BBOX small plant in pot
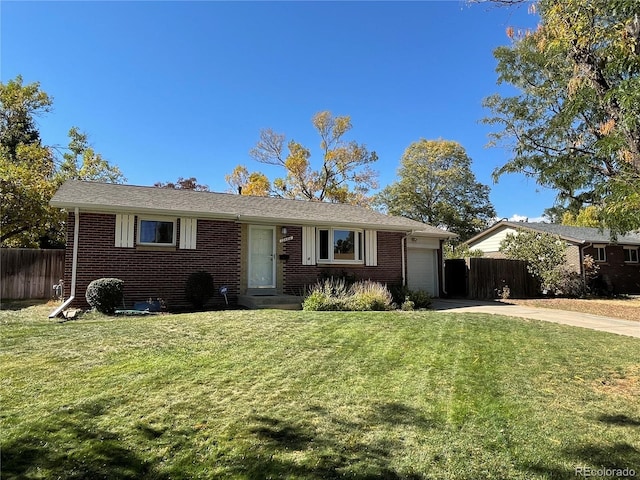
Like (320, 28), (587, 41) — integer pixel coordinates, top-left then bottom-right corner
(185, 271), (215, 310)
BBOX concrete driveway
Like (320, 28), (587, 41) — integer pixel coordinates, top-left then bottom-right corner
(431, 298), (640, 338)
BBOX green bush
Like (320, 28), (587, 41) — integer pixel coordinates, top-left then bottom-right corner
(85, 278), (124, 314)
(389, 284), (410, 306)
(407, 289), (431, 309)
(302, 277), (349, 311)
(401, 299), (415, 311)
(348, 281), (394, 311)
(302, 290), (342, 311)
(303, 279), (393, 311)
(185, 271), (215, 309)
(389, 285), (432, 310)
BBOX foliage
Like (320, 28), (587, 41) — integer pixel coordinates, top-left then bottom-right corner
(406, 289), (432, 309)
(499, 228), (568, 294)
(303, 278), (393, 311)
(225, 165), (270, 196)
(560, 206), (603, 228)
(0, 76), (125, 247)
(58, 127), (125, 184)
(185, 271), (215, 310)
(484, 0), (640, 235)
(499, 231), (602, 297)
(301, 290), (339, 311)
(496, 283), (511, 300)
(85, 278), (124, 314)
(388, 285), (433, 310)
(347, 281), (394, 311)
(153, 176), (210, 191)
(228, 111), (379, 205)
(0, 144), (57, 246)
(443, 240), (485, 259)
(302, 277), (350, 311)
(401, 299), (415, 311)
(374, 139), (496, 241)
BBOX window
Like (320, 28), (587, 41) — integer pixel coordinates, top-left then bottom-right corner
(138, 218), (176, 246)
(624, 247), (639, 263)
(593, 245), (607, 262)
(317, 228), (363, 263)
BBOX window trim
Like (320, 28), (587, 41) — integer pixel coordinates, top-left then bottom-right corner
(137, 216), (177, 247)
(317, 227), (364, 265)
(623, 246), (639, 263)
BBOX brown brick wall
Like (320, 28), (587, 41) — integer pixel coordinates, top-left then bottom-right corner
(64, 215), (421, 309)
(280, 227), (406, 295)
(584, 245), (640, 294)
(65, 213), (241, 310)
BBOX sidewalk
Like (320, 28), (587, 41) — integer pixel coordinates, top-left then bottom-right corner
(430, 298), (640, 338)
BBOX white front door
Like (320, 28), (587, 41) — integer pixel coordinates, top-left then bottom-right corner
(249, 226), (276, 288)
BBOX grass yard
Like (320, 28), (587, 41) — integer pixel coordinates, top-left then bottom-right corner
(505, 297), (640, 322)
(1, 304), (639, 480)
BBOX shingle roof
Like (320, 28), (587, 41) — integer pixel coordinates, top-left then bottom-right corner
(51, 180), (453, 237)
(468, 220), (640, 246)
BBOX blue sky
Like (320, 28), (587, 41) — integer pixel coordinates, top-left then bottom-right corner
(2, 0), (551, 222)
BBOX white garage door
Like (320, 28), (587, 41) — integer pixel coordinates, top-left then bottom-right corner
(407, 248), (438, 297)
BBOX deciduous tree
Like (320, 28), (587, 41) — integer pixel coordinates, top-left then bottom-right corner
(228, 111), (378, 205)
(484, 0), (640, 235)
(59, 127), (125, 184)
(224, 166), (270, 196)
(560, 206), (602, 228)
(375, 139), (496, 241)
(154, 176), (210, 191)
(1, 75), (125, 247)
(499, 229), (568, 293)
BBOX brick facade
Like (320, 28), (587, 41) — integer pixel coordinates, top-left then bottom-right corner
(65, 215), (421, 310)
(583, 245), (640, 294)
(65, 213), (241, 310)
(280, 227), (406, 295)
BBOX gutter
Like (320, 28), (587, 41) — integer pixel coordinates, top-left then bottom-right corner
(49, 207), (79, 318)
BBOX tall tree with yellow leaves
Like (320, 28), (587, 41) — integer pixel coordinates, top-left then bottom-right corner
(227, 111), (378, 205)
(483, 0), (640, 234)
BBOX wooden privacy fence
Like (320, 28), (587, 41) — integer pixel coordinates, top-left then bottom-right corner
(1, 249), (65, 300)
(467, 257), (539, 299)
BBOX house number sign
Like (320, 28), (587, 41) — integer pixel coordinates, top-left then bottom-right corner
(279, 235), (294, 243)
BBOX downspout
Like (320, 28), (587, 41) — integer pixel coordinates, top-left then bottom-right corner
(440, 238), (448, 297)
(49, 207), (79, 318)
(401, 231), (415, 286)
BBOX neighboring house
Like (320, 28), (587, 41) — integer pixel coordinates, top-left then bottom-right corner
(466, 220), (640, 294)
(49, 180), (454, 313)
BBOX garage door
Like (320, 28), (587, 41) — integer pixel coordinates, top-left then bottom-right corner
(407, 248), (438, 297)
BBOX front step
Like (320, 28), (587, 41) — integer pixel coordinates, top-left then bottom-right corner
(238, 294), (303, 310)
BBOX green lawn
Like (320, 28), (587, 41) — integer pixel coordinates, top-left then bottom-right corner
(1, 305), (638, 480)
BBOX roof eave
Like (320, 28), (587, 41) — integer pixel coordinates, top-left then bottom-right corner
(51, 201), (451, 237)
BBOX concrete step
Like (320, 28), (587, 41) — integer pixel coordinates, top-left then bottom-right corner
(238, 294), (303, 310)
